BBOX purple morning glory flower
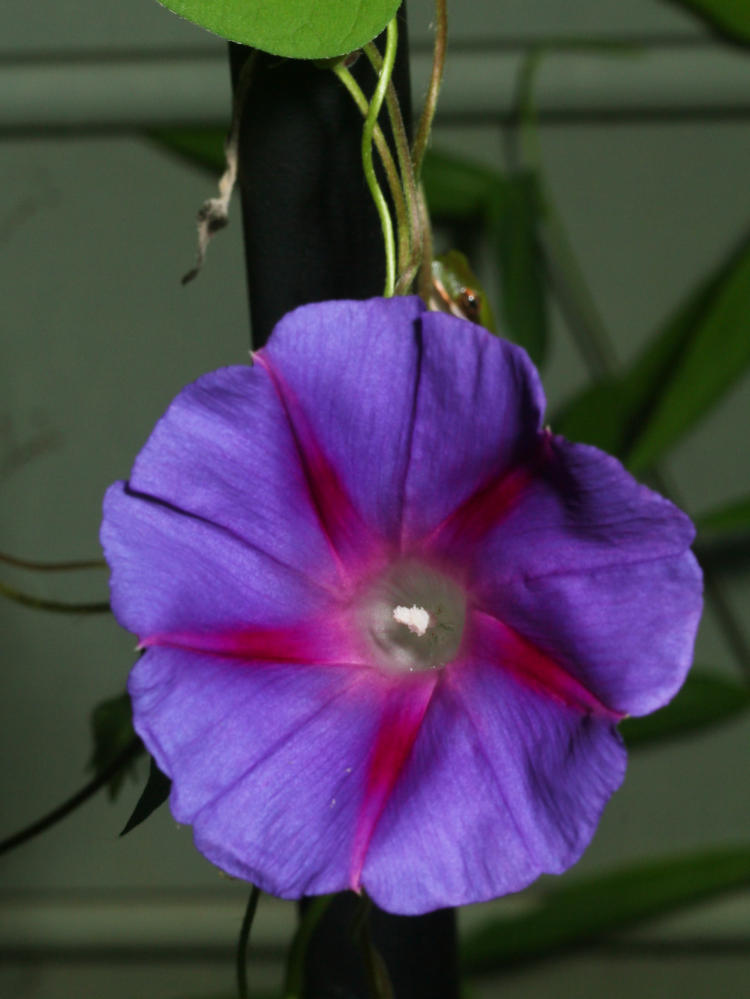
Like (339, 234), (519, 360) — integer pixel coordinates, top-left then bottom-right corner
(101, 296), (702, 915)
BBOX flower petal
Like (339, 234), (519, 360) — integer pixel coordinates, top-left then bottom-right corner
(126, 365), (343, 587)
(259, 297), (425, 546)
(467, 608), (622, 720)
(362, 660), (626, 915)
(130, 647), (389, 899)
(102, 482), (335, 640)
(484, 553), (702, 717)
(444, 434), (702, 716)
(464, 434), (697, 584)
(401, 312), (545, 544)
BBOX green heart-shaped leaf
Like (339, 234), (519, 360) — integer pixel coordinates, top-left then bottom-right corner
(158, 0), (402, 59)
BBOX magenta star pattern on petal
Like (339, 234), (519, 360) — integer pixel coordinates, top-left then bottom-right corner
(100, 297), (702, 915)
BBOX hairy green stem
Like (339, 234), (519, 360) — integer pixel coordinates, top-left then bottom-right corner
(416, 183), (434, 302)
(412, 0), (448, 179)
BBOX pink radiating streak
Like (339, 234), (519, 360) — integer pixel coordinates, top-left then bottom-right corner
(139, 616), (362, 667)
(254, 351), (377, 574)
(349, 673), (439, 891)
(471, 608), (624, 720)
(421, 439), (547, 556)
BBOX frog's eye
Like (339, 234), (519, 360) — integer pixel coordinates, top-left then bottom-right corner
(458, 288), (481, 322)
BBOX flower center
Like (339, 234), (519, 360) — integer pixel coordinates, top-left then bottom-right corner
(359, 561), (466, 672)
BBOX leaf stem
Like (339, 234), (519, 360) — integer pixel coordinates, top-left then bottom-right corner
(0, 736), (142, 857)
(412, 0), (448, 180)
(237, 884), (262, 999)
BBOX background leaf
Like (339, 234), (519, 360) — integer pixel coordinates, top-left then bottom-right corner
(157, 0), (401, 59)
(461, 846), (750, 975)
(486, 172), (547, 366)
(697, 495), (750, 537)
(556, 229), (750, 470)
(695, 494), (750, 575)
(620, 669), (750, 748)
(668, 0), (750, 43)
(421, 151), (548, 363)
(88, 692), (143, 799)
(120, 757), (171, 836)
(421, 149), (498, 219)
(149, 128), (225, 174)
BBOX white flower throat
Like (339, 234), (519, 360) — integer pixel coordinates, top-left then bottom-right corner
(360, 561), (466, 672)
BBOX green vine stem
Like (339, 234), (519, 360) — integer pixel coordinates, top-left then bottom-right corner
(332, 63), (410, 277)
(363, 43), (424, 295)
(0, 551), (105, 571)
(0, 736), (142, 857)
(359, 16), (399, 296)
(412, 0), (448, 180)
(236, 884), (262, 999)
(0, 578), (110, 614)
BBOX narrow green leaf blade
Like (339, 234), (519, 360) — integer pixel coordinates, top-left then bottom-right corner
(461, 846), (750, 975)
(486, 172), (548, 366)
(556, 229), (750, 468)
(157, 0), (401, 59)
(621, 670), (750, 748)
(668, 1), (750, 43)
(627, 234), (750, 473)
(120, 757), (171, 836)
(88, 692), (142, 800)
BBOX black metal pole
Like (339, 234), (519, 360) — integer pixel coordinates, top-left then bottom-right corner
(229, 6), (411, 347)
(228, 6), (459, 996)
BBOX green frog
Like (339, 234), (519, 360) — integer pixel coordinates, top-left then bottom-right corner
(428, 250), (496, 333)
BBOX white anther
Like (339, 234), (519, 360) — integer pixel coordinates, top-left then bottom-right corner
(393, 604), (431, 637)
